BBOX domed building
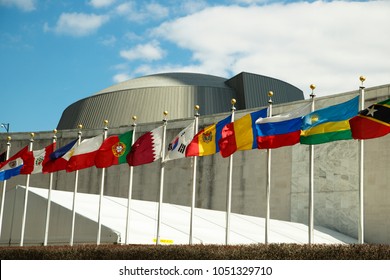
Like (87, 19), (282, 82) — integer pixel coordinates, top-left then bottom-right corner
(57, 72), (304, 130)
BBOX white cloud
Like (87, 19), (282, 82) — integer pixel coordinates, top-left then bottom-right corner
(100, 35), (117, 46)
(49, 13), (109, 37)
(150, 1), (390, 97)
(144, 2), (169, 19)
(115, 2), (134, 15)
(115, 1), (169, 22)
(123, 31), (142, 41)
(113, 73), (132, 83)
(232, 0), (274, 4)
(120, 41), (166, 61)
(0, 0), (36, 11)
(177, 0), (208, 14)
(88, 0), (116, 8)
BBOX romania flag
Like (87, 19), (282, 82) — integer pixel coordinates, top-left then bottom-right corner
(300, 96), (359, 145)
(218, 108), (267, 158)
(186, 114), (231, 157)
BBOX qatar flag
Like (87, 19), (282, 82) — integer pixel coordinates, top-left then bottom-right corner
(127, 126), (163, 167)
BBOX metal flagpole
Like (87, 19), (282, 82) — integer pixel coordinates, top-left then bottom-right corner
(70, 124), (82, 246)
(189, 106), (199, 245)
(0, 136), (11, 240)
(156, 111), (168, 245)
(265, 91), (273, 245)
(225, 98), (236, 245)
(308, 84), (316, 244)
(125, 116), (137, 245)
(20, 132), (35, 246)
(97, 120), (109, 245)
(43, 129), (57, 246)
(358, 75), (366, 244)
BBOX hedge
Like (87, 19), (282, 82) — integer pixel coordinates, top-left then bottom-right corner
(1, 244), (389, 260)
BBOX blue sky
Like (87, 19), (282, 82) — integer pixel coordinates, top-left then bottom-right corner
(0, 0), (389, 133)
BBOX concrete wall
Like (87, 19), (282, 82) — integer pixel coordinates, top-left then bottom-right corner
(0, 186), (119, 246)
(1, 84), (390, 244)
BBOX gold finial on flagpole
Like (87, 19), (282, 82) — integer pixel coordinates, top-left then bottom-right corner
(310, 84), (316, 98)
(231, 98), (236, 111)
(7, 136), (11, 142)
(103, 120), (109, 131)
(360, 76), (366, 86)
(29, 133), (35, 147)
(268, 91), (273, 104)
(53, 129), (57, 140)
(77, 124), (83, 138)
(163, 111), (168, 122)
(195, 105), (200, 117)
(132, 115), (137, 127)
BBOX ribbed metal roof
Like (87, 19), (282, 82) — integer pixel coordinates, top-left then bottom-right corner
(95, 72), (231, 95)
(57, 73), (236, 130)
(57, 72), (304, 130)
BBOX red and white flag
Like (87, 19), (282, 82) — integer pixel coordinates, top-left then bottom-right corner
(127, 126), (163, 166)
(66, 134), (104, 172)
(28, 143), (56, 174)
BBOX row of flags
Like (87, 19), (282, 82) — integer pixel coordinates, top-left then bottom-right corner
(1, 96), (390, 181)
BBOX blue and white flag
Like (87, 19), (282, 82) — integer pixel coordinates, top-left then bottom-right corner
(0, 157), (23, 181)
(0, 145), (32, 181)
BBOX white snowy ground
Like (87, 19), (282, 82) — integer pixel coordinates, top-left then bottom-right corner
(29, 186), (357, 245)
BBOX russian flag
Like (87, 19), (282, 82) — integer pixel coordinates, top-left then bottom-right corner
(255, 103), (311, 149)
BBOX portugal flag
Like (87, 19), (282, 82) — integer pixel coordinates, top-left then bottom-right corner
(349, 98), (390, 140)
(95, 130), (134, 168)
